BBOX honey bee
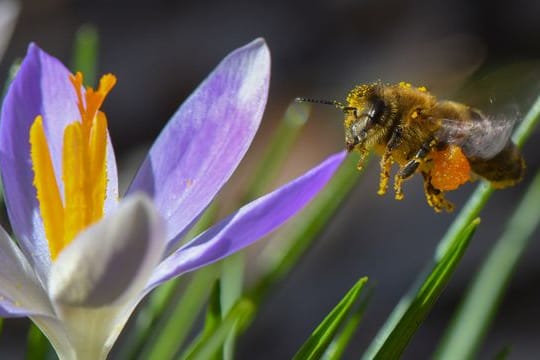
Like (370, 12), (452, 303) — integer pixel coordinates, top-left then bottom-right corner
(297, 82), (525, 212)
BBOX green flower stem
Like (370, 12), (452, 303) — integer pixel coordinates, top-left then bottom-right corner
(363, 93), (540, 359)
(434, 169), (540, 359)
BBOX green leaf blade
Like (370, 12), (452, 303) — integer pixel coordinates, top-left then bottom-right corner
(293, 277), (368, 360)
(434, 169), (540, 360)
(141, 267), (217, 360)
(322, 287), (372, 360)
(71, 24), (99, 85)
(366, 218), (480, 360)
(26, 323), (51, 360)
(181, 299), (255, 360)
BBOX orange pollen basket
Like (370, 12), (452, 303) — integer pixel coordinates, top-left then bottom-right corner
(430, 145), (471, 191)
(30, 72), (116, 260)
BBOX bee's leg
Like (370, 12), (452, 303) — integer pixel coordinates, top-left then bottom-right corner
(377, 152), (393, 196)
(393, 144), (430, 200)
(421, 172), (454, 212)
(356, 147), (369, 171)
(387, 126), (403, 151)
(378, 126), (402, 196)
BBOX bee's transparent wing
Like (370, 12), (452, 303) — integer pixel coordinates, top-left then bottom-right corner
(434, 116), (516, 159)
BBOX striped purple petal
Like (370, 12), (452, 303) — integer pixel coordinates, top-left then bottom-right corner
(127, 38), (270, 250)
(147, 151), (346, 290)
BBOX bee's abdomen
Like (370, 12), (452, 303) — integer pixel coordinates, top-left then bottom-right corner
(468, 142), (525, 188)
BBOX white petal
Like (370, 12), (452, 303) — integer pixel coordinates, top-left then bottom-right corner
(30, 315), (76, 360)
(0, 227), (73, 360)
(0, 225), (51, 317)
(48, 194), (166, 358)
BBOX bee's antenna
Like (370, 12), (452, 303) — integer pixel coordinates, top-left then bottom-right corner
(295, 97), (357, 116)
(295, 97), (345, 110)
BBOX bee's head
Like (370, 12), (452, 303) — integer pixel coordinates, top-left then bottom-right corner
(295, 83), (390, 152)
(343, 84), (389, 151)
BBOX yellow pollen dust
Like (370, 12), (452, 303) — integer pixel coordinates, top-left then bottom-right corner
(398, 81), (412, 88)
(30, 72), (116, 260)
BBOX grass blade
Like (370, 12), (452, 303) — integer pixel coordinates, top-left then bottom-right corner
(141, 267), (217, 360)
(434, 169), (540, 359)
(71, 24), (99, 85)
(219, 253), (244, 360)
(293, 277), (368, 360)
(180, 299), (255, 360)
(322, 287), (373, 360)
(26, 323), (50, 360)
(117, 279), (181, 359)
(367, 219), (480, 359)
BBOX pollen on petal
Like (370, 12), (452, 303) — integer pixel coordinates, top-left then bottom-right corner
(30, 116), (65, 259)
(431, 145), (471, 191)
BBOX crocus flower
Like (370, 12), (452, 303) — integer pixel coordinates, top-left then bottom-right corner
(0, 38), (345, 359)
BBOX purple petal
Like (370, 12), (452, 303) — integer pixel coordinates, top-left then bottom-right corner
(0, 44), (119, 280)
(146, 151), (346, 290)
(127, 38), (270, 249)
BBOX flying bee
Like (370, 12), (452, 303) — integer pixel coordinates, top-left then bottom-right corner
(297, 82), (525, 212)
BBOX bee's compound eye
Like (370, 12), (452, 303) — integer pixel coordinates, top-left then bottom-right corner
(368, 99), (386, 123)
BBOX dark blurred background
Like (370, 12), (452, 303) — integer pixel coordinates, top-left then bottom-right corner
(1, 0), (540, 358)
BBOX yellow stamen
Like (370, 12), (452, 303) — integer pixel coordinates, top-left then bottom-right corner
(30, 116), (65, 259)
(62, 122), (91, 245)
(88, 111), (108, 222)
(31, 73), (116, 260)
